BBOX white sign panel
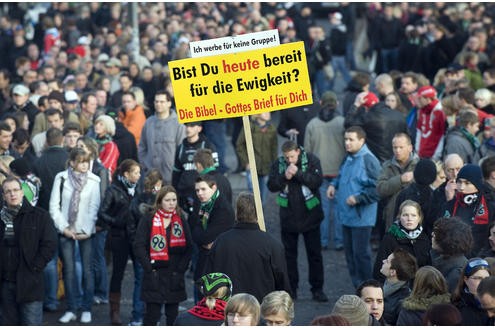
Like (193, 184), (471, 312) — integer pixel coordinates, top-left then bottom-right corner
(190, 29), (280, 58)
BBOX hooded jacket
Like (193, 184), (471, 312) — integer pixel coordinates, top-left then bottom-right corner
(397, 293), (451, 326)
(415, 99), (446, 160)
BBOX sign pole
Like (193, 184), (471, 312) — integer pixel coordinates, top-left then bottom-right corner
(241, 116), (265, 231)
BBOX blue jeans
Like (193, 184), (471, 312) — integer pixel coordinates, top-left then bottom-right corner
(380, 47), (399, 73)
(131, 259), (144, 322)
(92, 230), (108, 301)
(331, 56), (352, 89)
(319, 178), (343, 248)
(43, 250), (59, 310)
(313, 69), (330, 100)
(202, 120), (229, 173)
(342, 225), (372, 288)
(1, 281), (43, 325)
(59, 235), (94, 312)
(246, 171), (268, 204)
(346, 41), (356, 70)
(74, 241), (83, 309)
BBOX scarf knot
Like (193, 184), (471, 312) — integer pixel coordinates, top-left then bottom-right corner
(199, 190), (219, 230)
(389, 221), (423, 240)
(118, 174), (136, 196)
(149, 209), (187, 262)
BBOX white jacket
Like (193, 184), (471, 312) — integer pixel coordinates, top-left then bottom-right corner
(49, 170), (101, 235)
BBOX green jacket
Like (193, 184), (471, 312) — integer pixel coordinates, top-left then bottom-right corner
(236, 121), (278, 176)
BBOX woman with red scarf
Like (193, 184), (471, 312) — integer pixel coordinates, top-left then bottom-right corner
(441, 164), (495, 256)
(134, 185), (192, 325)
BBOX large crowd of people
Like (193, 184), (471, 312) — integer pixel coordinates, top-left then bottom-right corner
(2, 1), (495, 326)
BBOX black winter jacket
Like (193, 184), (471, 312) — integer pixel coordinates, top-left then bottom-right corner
(205, 222), (292, 302)
(190, 192), (234, 280)
(0, 199), (57, 302)
(441, 194), (495, 257)
(345, 102), (408, 163)
(172, 135), (217, 198)
(97, 179), (136, 239)
(133, 211), (192, 304)
(454, 290), (490, 325)
(32, 146), (69, 211)
(267, 151), (323, 233)
(431, 250), (467, 293)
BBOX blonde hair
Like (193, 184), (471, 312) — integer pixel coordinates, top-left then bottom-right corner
(205, 286), (229, 310)
(129, 86), (148, 110)
(261, 290), (294, 322)
(95, 114), (116, 136)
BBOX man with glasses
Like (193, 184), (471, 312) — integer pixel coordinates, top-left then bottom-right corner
(0, 177), (57, 325)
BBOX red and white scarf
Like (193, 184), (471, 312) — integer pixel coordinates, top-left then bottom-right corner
(150, 209), (186, 261)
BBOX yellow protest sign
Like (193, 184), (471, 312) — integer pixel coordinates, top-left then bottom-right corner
(169, 41), (312, 123)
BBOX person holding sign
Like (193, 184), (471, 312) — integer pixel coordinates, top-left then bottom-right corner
(134, 185), (192, 325)
(267, 140), (328, 302)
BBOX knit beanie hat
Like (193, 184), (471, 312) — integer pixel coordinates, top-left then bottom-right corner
(413, 159), (437, 186)
(331, 295), (370, 326)
(457, 164), (484, 192)
(196, 272), (233, 301)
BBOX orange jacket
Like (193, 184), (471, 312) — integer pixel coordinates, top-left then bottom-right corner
(118, 105), (146, 145)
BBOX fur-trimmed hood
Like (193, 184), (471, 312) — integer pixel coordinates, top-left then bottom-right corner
(401, 293), (451, 311)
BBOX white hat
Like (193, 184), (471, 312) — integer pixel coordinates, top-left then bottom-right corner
(97, 53), (110, 63)
(78, 36), (90, 45)
(333, 12), (343, 21)
(65, 90), (79, 103)
(13, 84), (30, 96)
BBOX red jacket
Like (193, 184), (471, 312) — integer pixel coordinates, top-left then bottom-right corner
(416, 99), (446, 159)
(99, 141), (120, 177)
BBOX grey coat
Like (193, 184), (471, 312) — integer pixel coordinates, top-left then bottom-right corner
(138, 111), (186, 184)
